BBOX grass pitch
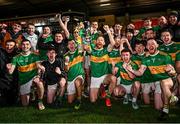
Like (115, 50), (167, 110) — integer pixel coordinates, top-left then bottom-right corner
(0, 97), (179, 123)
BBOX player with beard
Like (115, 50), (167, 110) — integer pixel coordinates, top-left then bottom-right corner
(126, 38), (178, 120)
(132, 40), (163, 110)
(84, 25), (117, 107)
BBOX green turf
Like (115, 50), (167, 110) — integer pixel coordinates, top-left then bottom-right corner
(0, 98), (179, 123)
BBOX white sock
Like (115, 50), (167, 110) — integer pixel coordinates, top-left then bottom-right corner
(163, 108), (169, 114)
(132, 97), (137, 102)
(124, 94), (127, 99)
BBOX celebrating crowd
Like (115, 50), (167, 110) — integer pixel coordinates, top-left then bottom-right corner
(0, 10), (179, 120)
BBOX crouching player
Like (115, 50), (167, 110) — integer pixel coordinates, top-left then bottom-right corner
(132, 40), (163, 110)
(38, 47), (67, 107)
(65, 40), (85, 110)
(85, 25), (117, 107)
(126, 38), (178, 120)
(113, 49), (140, 109)
(6, 40), (45, 110)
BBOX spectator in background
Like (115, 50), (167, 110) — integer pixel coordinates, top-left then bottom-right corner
(0, 23), (7, 34)
(0, 22), (23, 49)
(23, 23), (38, 52)
(52, 14), (69, 60)
(0, 39), (19, 106)
(168, 11), (179, 26)
(134, 29), (140, 37)
(114, 24), (122, 38)
(78, 21), (86, 38)
(158, 16), (168, 28)
(136, 17), (160, 40)
(145, 28), (163, 45)
(167, 10), (180, 42)
(156, 16), (168, 41)
(104, 26), (114, 47)
(4, 39), (19, 60)
(136, 17), (153, 40)
(119, 36), (133, 54)
(90, 21), (102, 42)
(127, 23), (135, 31)
(127, 23), (139, 37)
(53, 32), (68, 59)
(126, 29), (136, 51)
